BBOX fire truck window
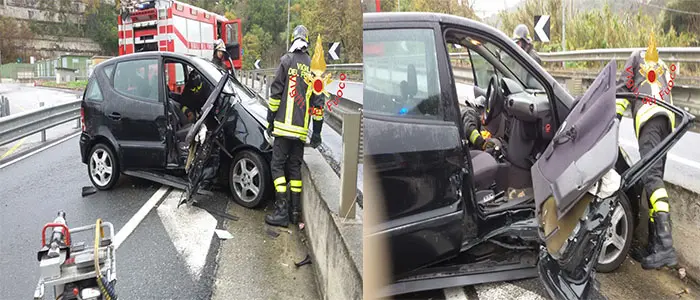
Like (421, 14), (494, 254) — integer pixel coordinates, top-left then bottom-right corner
(114, 59), (160, 102)
(226, 24), (237, 45)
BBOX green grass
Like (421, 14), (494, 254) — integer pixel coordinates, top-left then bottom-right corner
(39, 80), (88, 91)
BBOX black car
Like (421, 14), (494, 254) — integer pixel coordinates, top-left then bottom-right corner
(79, 52), (273, 208)
(363, 12), (694, 299)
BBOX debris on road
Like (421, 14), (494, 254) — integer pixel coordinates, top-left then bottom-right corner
(678, 268), (687, 280)
(295, 254), (312, 268)
(675, 287), (689, 297)
(266, 228), (280, 238)
(299, 223), (305, 230)
(81, 186), (97, 197)
(215, 229), (234, 240)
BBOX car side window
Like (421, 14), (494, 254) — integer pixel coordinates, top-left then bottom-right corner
(85, 79), (103, 102)
(114, 59), (160, 102)
(468, 49), (495, 89)
(363, 28), (442, 119)
(164, 62), (186, 94)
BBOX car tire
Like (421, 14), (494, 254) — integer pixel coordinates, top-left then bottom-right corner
(596, 192), (634, 273)
(87, 143), (120, 190)
(229, 150), (270, 208)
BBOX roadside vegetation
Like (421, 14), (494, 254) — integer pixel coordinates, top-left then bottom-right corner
(381, 0), (700, 76)
(39, 80), (88, 91)
(180, 0), (362, 70)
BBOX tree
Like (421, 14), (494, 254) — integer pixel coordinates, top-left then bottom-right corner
(661, 0), (700, 40)
(0, 17), (35, 64)
(83, 0), (119, 56)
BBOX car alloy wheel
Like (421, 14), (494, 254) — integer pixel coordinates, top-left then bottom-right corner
(88, 144), (119, 190)
(596, 192), (633, 272)
(229, 150), (270, 208)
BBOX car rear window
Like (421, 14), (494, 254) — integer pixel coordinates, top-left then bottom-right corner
(85, 79), (103, 102)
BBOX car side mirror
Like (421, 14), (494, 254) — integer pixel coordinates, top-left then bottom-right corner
(226, 43), (240, 60)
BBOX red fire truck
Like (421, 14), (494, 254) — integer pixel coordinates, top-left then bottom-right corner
(118, 0), (243, 69)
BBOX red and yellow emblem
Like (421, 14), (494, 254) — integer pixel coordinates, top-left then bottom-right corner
(304, 34), (333, 97)
(639, 32), (664, 89)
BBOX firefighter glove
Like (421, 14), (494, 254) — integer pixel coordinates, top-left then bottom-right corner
(266, 110), (275, 136)
(195, 124), (208, 145)
(310, 120), (323, 148)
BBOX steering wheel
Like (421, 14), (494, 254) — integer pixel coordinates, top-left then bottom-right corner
(483, 74), (504, 126)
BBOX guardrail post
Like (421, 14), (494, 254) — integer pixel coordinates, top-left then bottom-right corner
(0, 96), (5, 117)
(266, 75), (272, 100)
(251, 71), (256, 90)
(39, 102), (46, 142)
(339, 111), (360, 220)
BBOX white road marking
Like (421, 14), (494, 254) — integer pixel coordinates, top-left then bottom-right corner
(156, 189), (217, 282)
(475, 283), (545, 300)
(444, 287), (469, 300)
(620, 140), (700, 171)
(0, 131), (80, 170)
(113, 186), (170, 249)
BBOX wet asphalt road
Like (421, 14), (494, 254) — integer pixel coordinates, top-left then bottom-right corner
(0, 136), (223, 299)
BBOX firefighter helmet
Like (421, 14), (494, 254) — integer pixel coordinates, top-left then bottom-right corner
(291, 25), (309, 43)
(214, 39), (226, 52)
(512, 24), (531, 43)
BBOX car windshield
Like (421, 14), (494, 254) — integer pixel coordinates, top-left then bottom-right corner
(191, 56), (237, 94)
(479, 42), (545, 91)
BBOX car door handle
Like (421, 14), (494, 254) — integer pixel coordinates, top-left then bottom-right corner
(108, 112), (121, 120)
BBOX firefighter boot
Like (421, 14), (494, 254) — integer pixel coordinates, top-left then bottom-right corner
(641, 212), (678, 269)
(265, 192), (290, 228)
(290, 192), (302, 225)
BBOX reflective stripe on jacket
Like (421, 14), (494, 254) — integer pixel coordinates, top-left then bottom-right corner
(268, 50), (324, 141)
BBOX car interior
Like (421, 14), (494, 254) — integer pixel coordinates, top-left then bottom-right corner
(445, 32), (557, 217)
(163, 60), (214, 166)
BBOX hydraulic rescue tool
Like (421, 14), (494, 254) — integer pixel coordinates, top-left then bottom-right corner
(34, 211), (118, 300)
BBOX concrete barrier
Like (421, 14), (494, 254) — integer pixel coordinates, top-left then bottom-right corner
(301, 147), (363, 300)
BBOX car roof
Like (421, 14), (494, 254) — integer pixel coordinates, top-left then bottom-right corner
(364, 12), (500, 34)
(94, 52), (202, 71)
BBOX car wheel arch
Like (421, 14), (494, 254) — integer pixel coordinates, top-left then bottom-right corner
(88, 135), (121, 170)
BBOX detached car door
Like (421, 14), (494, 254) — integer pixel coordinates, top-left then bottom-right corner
(106, 57), (168, 170)
(363, 21), (467, 281)
(531, 61), (695, 299)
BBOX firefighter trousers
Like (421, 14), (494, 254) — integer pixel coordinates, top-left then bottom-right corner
(271, 137), (305, 196)
(638, 116), (672, 218)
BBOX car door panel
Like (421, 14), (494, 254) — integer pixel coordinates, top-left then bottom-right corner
(532, 61), (696, 299)
(364, 24), (467, 279)
(106, 57), (167, 170)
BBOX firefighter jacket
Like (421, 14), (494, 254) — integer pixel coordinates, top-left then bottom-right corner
(616, 50), (676, 138)
(267, 49), (324, 141)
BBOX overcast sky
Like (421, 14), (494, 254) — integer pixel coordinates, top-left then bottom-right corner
(470, 0), (523, 19)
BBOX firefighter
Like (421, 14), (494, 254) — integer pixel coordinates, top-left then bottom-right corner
(212, 39), (231, 71)
(264, 25), (324, 227)
(512, 24), (542, 65)
(616, 36), (677, 270)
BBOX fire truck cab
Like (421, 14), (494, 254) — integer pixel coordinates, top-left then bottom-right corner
(118, 0), (243, 70)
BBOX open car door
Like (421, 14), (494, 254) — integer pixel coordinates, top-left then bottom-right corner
(179, 74), (233, 206)
(531, 61), (695, 299)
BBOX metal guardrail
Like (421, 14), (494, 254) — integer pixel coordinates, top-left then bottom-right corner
(448, 47), (700, 63)
(0, 100), (81, 147)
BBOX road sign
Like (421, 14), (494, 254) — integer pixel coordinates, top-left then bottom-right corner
(328, 42), (341, 60)
(254, 59), (261, 69)
(534, 15), (551, 42)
